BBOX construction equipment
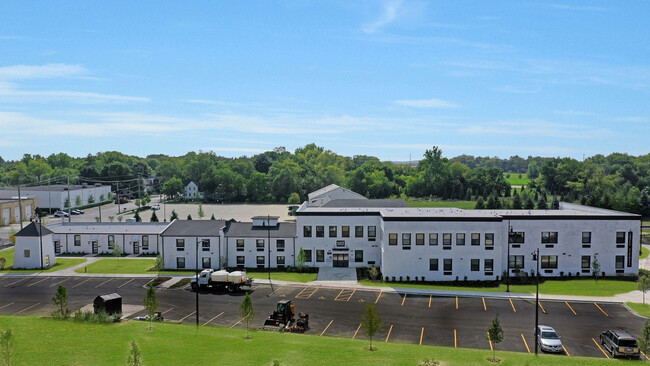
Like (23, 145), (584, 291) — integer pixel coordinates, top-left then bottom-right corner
(263, 300), (309, 332)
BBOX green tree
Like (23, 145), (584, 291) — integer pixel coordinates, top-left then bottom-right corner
(162, 177), (184, 200)
(64, 196), (70, 208)
(127, 339), (143, 366)
(486, 313), (504, 361)
(641, 189), (650, 217)
(144, 283), (159, 331)
(511, 190), (522, 209)
(474, 197), (485, 209)
(75, 195), (82, 206)
(210, 213), (216, 220)
(198, 202), (205, 219)
(0, 258), (6, 270)
(150, 211), (159, 222)
(360, 303), (383, 351)
(134, 211), (142, 222)
(117, 215), (124, 222)
(100, 194), (105, 202)
(523, 196), (535, 209)
(88, 194), (95, 204)
(187, 214), (192, 220)
(135, 198), (141, 209)
(0, 329), (15, 366)
(155, 254), (164, 271)
(536, 197), (548, 209)
(170, 210), (178, 221)
(639, 319), (650, 355)
(113, 243), (123, 267)
(592, 254), (601, 283)
(52, 284), (70, 319)
(287, 193), (301, 204)
(296, 248), (306, 272)
(639, 275), (650, 304)
(240, 293), (255, 339)
(108, 215), (115, 222)
(551, 195), (560, 209)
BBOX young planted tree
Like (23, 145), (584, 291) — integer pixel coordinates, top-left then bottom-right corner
(474, 197), (485, 209)
(296, 248), (306, 272)
(210, 213), (216, 220)
(127, 340), (143, 366)
(592, 254), (601, 283)
(52, 284), (70, 319)
(143, 283), (158, 330)
(0, 329), (15, 366)
(155, 254), (164, 271)
(360, 303), (382, 351)
(639, 319), (650, 355)
(134, 211), (141, 222)
(198, 202), (205, 219)
(0, 258), (6, 271)
(487, 313), (504, 362)
(170, 210), (178, 221)
(639, 275), (650, 304)
(113, 243), (123, 268)
(187, 214), (192, 220)
(240, 293), (255, 339)
(150, 210), (159, 222)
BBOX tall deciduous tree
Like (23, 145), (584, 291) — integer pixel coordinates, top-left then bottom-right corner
(639, 275), (650, 304)
(162, 177), (184, 200)
(360, 304), (382, 351)
(639, 319), (650, 355)
(487, 313), (504, 361)
(240, 293), (255, 339)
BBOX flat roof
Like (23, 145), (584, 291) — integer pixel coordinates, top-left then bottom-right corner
(0, 184), (110, 193)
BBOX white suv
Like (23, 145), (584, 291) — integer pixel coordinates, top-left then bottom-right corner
(151, 204), (160, 211)
(536, 325), (563, 353)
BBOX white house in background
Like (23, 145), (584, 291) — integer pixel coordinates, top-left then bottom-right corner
(13, 222), (56, 269)
(224, 216), (297, 269)
(160, 220), (227, 270)
(0, 184), (111, 210)
(184, 181), (204, 200)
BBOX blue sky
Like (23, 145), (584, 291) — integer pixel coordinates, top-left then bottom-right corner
(1, 1), (649, 162)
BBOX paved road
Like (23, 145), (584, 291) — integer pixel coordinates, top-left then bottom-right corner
(0, 275), (643, 360)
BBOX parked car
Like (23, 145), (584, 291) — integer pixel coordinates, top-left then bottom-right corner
(600, 329), (640, 359)
(151, 204), (160, 211)
(536, 325), (563, 353)
(53, 211), (69, 218)
(71, 209), (84, 215)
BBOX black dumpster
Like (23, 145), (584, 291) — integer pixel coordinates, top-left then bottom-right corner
(93, 293), (122, 315)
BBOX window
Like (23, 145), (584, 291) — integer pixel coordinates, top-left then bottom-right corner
(389, 233), (398, 245)
(471, 233), (480, 246)
(142, 236), (149, 251)
(471, 259), (480, 271)
(402, 233), (411, 246)
(329, 226), (337, 237)
(257, 256), (265, 265)
(342, 226), (350, 237)
(336, 240), (345, 247)
(484, 259), (494, 271)
(176, 239), (185, 251)
(74, 235), (81, 246)
(443, 233), (452, 246)
(276, 240), (285, 252)
(54, 241), (61, 254)
(316, 250), (324, 262)
(277, 256), (285, 265)
(429, 233), (438, 245)
(429, 258), (438, 271)
(616, 232), (625, 244)
(541, 255), (558, 269)
(316, 226), (324, 237)
(485, 233), (494, 246)
(303, 226), (312, 237)
(176, 257), (185, 269)
(202, 239), (210, 251)
(355, 226), (364, 238)
(582, 232), (591, 244)
(368, 226), (376, 239)
(509, 232), (525, 244)
(24, 250), (30, 258)
(355, 250), (363, 263)
(456, 233), (465, 246)
(236, 239), (244, 251)
(581, 255), (591, 269)
(256, 239), (265, 251)
(236, 256), (245, 266)
(541, 232), (558, 244)
(304, 249), (312, 262)
(616, 255), (625, 269)
(202, 257), (211, 269)
(508, 255), (524, 269)
(108, 235), (115, 250)
(416, 233), (425, 245)
(443, 259), (453, 271)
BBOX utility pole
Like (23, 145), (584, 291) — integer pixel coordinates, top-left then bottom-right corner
(533, 248), (540, 356)
(195, 237), (200, 327)
(66, 176), (71, 223)
(267, 215), (271, 282)
(17, 184), (23, 229)
(117, 181), (121, 214)
(137, 174), (141, 208)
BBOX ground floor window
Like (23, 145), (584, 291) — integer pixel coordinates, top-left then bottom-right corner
(202, 257), (211, 269)
(470, 259), (480, 271)
(484, 259), (494, 271)
(541, 255), (558, 269)
(24, 250), (30, 258)
(316, 250), (325, 262)
(257, 256), (265, 265)
(443, 258), (452, 271)
(277, 256), (285, 265)
(304, 249), (312, 262)
(54, 240), (61, 254)
(615, 255), (625, 269)
(236, 256), (245, 266)
(429, 258), (438, 271)
(108, 235), (115, 250)
(581, 255), (590, 269)
(508, 255), (524, 269)
(142, 235), (149, 251)
(176, 257), (185, 269)
(355, 250), (363, 263)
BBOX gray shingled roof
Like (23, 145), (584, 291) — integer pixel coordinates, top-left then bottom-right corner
(161, 219), (226, 236)
(225, 222), (296, 238)
(322, 199), (407, 208)
(14, 222), (54, 237)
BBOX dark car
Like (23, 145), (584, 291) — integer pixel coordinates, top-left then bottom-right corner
(600, 329), (640, 359)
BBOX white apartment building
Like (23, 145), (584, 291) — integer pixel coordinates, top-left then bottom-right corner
(224, 216), (297, 269)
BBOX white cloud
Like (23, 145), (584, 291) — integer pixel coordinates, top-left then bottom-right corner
(362, 0), (404, 34)
(554, 110), (597, 117)
(393, 98), (460, 108)
(614, 116), (647, 123)
(547, 4), (607, 12)
(457, 120), (615, 140)
(0, 63), (87, 80)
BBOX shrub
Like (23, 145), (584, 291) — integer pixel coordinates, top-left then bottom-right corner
(73, 310), (118, 324)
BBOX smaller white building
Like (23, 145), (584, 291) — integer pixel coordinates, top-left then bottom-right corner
(161, 220), (227, 270)
(184, 181), (204, 200)
(13, 222), (56, 269)
(0, 184), (111, 210)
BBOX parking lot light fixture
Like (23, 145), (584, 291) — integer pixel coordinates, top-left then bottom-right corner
(532, 248), (540, 355)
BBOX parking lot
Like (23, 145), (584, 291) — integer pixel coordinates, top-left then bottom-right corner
(0, 275), (645, 360)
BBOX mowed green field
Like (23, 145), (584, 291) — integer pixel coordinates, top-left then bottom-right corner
(406, 200), (476, 210)
(247, 271), (318, 282)
(0, 247), (86, 273)
(503, 172), (531, 186)
(75, 258), (158, 274)
(0, 316), (624, 366)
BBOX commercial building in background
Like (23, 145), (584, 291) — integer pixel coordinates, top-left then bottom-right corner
(0, 195), (38, 226)
(0, 183), (111, 210)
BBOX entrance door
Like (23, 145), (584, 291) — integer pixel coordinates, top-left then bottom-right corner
(2, 208), (9, 225)
(333, 254), (349, 267)
(133, 242), (140, 254)
(92, 241), (98, 254)
(54, 241), (61, 254)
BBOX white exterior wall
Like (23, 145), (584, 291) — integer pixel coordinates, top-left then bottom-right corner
(381, 220), (504, 281)
(24, 186), (111, 209)
(162, 236), (221, 270)
(55, 232), (161, 255)
(14, 235), (56, 269)
(298, 214), (383, 268)
(225, 236), (296, 268)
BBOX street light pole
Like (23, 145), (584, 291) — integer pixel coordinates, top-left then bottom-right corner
(267, 215), (271, 282)
(195, 237), (199, 327)
(532, 248), (540, 356)
(506, 222), (513, 292)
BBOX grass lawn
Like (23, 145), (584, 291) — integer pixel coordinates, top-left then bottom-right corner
(0, 316), (622, 366)
(406, 200), (476, 210)
(641, 246), (650, 260)
(626, 302), (650, 317)
(75, 258), (159, 274)
(503, 172), (531, 186)
(360, 279), (638, 297)
(0, 248), (86, 273)
(247, 271), (318, 282)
